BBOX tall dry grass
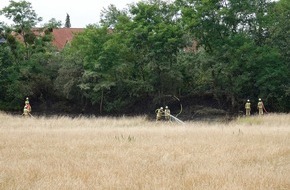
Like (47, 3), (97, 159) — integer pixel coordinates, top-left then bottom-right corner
(0, 112), (289, 189)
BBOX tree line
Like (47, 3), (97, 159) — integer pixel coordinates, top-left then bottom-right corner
(0, 0), (289, 117)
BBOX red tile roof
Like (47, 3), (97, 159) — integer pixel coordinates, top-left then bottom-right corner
(12, 28), (45, 42)
(12, 28), (84, 50)
(52, 28), (84, 49)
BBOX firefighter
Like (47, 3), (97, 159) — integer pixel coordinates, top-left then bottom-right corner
(245, 99), (251, 116)
(23, 105), (29, 117)
(257, 98), (264, 115)
(155, 107), (164, 121)
(164, 106), (171, 121)
(23, 97), (32, 117)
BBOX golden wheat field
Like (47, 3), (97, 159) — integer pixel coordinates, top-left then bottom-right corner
(0, 112), (289, 190)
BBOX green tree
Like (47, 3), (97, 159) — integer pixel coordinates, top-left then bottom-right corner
(267, 0), (290, 63)
(0, 0), (42, 59)
(271, 0), (290, 111)
(43, 18), (62, 30)
(65, 13), (71, 28)
(65, 1), (187, 113)
(126, 0), (185, 99)
(54, 47), (85, 112)
(68, 26), (117, 113)
(176, 0), (289, 112)
(100, 4), (126, 28)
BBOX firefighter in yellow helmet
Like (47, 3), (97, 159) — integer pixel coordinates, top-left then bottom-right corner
(245, 99), (251, 116)
(164, 106), (171, 121)
(257, 98), (264, 115)
(155, 107), (164, 121)
(23, 97), (32, 117)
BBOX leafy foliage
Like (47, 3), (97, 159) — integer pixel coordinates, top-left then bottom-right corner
(65, 13), (71, 28)
(0, 0), (289, 115)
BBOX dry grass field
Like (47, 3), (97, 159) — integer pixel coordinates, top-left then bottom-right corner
(0, 112), (289, 190)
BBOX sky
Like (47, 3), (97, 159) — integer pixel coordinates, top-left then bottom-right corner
(0, 0), (141, 28)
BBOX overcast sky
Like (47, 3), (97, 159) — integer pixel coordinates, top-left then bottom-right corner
(0, 0), (141, 28)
